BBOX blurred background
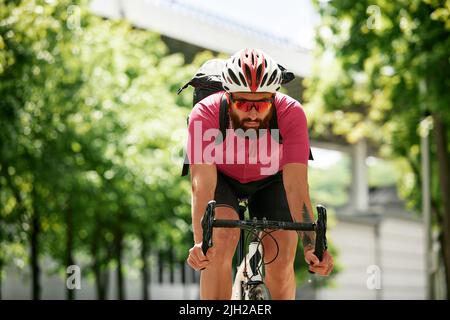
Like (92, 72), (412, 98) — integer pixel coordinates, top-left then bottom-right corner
(0, 0), (449, 300)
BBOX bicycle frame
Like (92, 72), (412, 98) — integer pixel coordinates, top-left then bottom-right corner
(231, 229), (265, 300)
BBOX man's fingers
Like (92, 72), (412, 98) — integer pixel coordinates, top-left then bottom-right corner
(326, 265), (333, 275)
(308, 251), (334, 276)
(188, 254), (210, 270)
(189, 249), (206, 269)
(195, 246), (207, 260)
(309, 263), (326, 271)
(310, 265), (328, 276)
(189, 246), (214, 270)
(306, 252), (320, 266)
(311, 255), (320, 265)
(188, 251), (205, 269)
(187, 256), (200, 270)
(195, 254), (211, 269)
(325, 257), (334, 275)
(197, 247), (213, 268)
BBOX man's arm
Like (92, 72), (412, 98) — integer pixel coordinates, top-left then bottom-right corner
(190, 164), (217, 243)
(186, 164), (218, 271)
(283, 162), (334, 275)
(282, 163), (316, 251)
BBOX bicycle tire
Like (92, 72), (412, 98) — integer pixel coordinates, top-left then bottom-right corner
(248, 283), (272, 300)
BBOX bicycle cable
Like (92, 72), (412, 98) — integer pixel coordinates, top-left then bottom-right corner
(241, 226), (281, 281)
(253, 229), (280, 279)
(258, 229), (280, 265)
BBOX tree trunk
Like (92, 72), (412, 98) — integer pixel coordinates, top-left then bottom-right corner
(92, 222), (106, 300)
(0, 179), (2, 299)
(93, 255), (109, 300)
(438, 231), (449, 298)
(100, 268), (110, 300)
(114, 220), (125, 300)
(141, 233), (150, 300)
(31, 186), (41, 300)
(66, 203), (75, 300)
(432, 113), (450, 299)
(93, 259), (102, 299)
(1, 168), (23, 300)
(158, 251), (164, 284)
(0, 259), (3, 300)
(169, 246), (174, 284)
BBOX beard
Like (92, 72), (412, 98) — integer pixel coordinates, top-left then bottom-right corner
(229, 108), (273, 139)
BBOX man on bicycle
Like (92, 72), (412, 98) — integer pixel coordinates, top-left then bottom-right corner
(186, 48), (334, 300)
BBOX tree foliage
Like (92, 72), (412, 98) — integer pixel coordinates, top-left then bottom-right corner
(306, 0), (450, 297)
(0, 0), (195, 299)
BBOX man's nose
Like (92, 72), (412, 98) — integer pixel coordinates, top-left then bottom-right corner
(247, 107), (258, 120)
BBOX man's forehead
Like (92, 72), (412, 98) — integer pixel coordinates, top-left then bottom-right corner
(232, 92), (274, 99)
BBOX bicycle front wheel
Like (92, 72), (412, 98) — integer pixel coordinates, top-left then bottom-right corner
(248, 284), (272, 300)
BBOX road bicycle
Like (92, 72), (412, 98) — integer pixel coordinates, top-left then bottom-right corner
(201, 199), (328, 300)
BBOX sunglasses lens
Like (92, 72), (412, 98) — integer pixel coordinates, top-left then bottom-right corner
(255, 101), (272, 112)
(234, 101), (249, 111)
(233, 100), (272, 112)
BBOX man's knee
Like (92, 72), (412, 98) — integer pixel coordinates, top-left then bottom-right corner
(214, 228), (240, 249)
(264, 235), (297, 281)
(267, 254), (295, 279)
(212, 206), (240, 257)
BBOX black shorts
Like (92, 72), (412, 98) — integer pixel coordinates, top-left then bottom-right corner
(214, 170), (293, 222)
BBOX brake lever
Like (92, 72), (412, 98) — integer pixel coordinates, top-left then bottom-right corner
(201, 200), (216, 256)
(309, 205), (328, 274)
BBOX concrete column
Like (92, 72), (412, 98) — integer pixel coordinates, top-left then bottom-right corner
(351, 139), (369, 213)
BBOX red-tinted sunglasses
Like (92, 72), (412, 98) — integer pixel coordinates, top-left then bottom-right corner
(229, 95), (274, 113)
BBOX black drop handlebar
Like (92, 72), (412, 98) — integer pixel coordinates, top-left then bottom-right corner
(201, 200), (328, 262)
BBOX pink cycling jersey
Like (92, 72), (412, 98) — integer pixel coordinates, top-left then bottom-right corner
(186, 91), (310, 183)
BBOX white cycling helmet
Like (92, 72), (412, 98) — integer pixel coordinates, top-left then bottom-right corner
(221, 48), (283, 93)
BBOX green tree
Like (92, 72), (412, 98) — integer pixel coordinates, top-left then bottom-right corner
(0, 0), (195, 299)
(306, 0), (450, 297)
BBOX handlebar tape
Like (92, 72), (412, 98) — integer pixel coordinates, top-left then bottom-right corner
(201, 200), (216, 256)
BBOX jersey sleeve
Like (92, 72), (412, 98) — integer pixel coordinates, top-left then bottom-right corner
(186, 103), (220, 165)
(279, 101), (310, 165)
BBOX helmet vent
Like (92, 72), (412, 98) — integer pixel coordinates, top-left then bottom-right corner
(256, 65), (262, 85)
(267, 69), (278, 86)
(244, 65), (252, 87)
(228, 69), (241, 86)
(260, 73), (268, 87)
(239, 72), (247, 87)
